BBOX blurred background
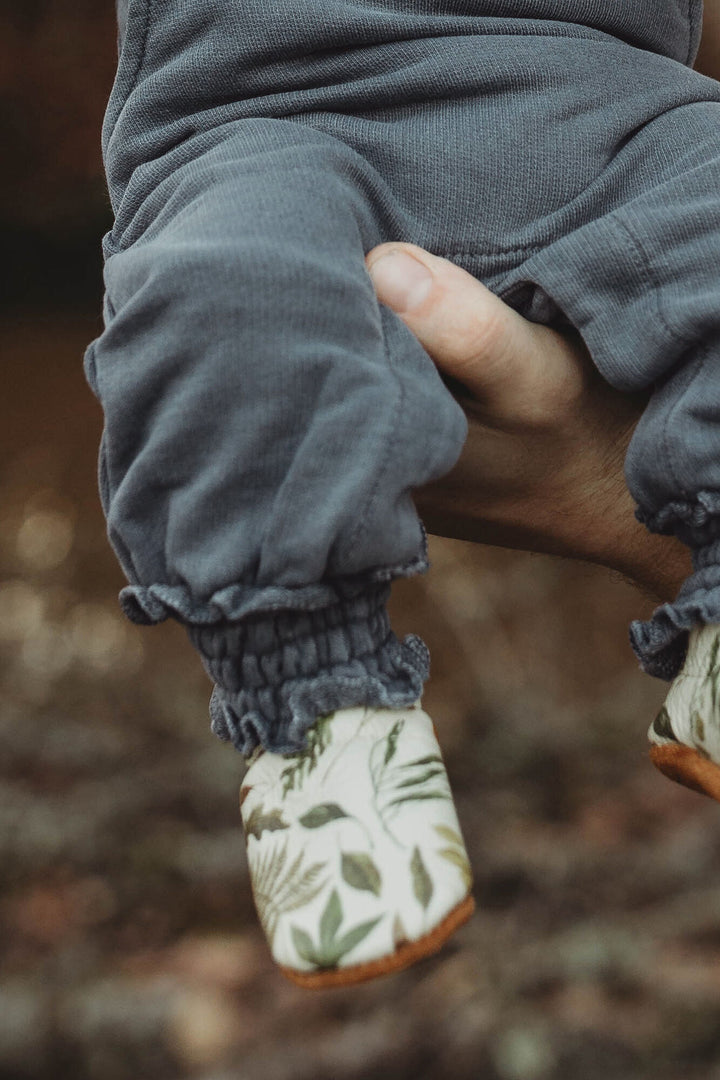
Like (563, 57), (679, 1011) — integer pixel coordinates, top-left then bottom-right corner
(3, 4), (720, 1079)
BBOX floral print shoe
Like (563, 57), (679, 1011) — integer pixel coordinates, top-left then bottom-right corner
(240, 703), (475, 988)
(649, 624), (720, 801)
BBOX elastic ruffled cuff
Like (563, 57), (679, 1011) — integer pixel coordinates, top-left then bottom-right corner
(118, 546), (429, 627)
(636, 492), (720, 549)
(187, 583), (429, 755)
(630, 542), (720, 679)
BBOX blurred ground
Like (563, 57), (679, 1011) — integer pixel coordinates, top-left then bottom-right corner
(3, 4), (720, 1080)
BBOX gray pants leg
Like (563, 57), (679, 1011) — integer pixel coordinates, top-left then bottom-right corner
(94, 0), (720, 748)
(86, 118), (466, 753)
(495, 98), (720, 678)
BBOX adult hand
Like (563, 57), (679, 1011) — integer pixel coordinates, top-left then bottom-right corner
(365, 243), (691, 603)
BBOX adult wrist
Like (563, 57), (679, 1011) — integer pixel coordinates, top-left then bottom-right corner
(418, 477), (692, 604)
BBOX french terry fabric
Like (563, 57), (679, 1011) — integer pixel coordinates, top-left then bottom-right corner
(87, 0), (720, 752)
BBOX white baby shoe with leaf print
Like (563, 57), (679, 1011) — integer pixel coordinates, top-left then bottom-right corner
(240, 703), (474, 988)
(649, 624), (720, 802)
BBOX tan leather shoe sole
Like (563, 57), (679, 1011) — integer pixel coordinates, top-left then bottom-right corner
(650, 743), (720, 802)
(279, 892), (475, 990)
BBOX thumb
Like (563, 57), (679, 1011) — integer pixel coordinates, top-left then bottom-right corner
(365, 242), (580, 415)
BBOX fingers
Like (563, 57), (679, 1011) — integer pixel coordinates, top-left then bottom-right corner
(364, 245), (669, 587)
(365, 242), (585, 422)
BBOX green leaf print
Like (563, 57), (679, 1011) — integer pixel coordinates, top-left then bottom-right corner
(401, 755), (444, 769)
(341, 852), (382, 896)
(392, 914), (409, 949)
(384, 719), (404, 766)
(433, 824), (473, 891)
(290, 926), (317, 965)
(694, 711), (706, 744)
(410, 847), (433, 910)
(250, 840), (327, 946)
(280, 712), (335, 795)
(393, 766), (446, 790)
(369, 729), (451, 840)
(386, 789), (452, 810)
(438, 847), (473, 891)
(709, 632), (720, 716)
(320, 889), (343, 952)
(299, 803), (349, 829)
(243, 803), (290, 841)
(369, 718), (405, 780)
(289, 889), (382, 969)
(334, 918), (383, 962)
(433, 824), (464, 847)
(652, 706), (678, 743)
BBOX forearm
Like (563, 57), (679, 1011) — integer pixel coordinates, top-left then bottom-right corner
(418, 460), (692, 605)
(579, 496), (692, 605)
(414, 326), (692, 605)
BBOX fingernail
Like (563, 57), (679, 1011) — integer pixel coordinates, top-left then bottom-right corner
(368, 250), (433, 313)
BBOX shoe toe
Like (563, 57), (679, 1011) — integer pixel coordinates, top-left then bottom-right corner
(649, 624), (720, 802)
(240, 704), (474, 984)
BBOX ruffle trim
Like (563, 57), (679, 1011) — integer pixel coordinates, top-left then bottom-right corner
(208, 633), (429, 755)
(636, 491), (720, 547)
(630, 567), (720, 680)
(118, 552), (429, 627)
(183, 582), (429, 754)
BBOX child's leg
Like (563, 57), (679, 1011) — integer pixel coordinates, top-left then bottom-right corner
(89, 74), (473, 982)
(497, 98), (720, 794)
(89, 119), (466, 751)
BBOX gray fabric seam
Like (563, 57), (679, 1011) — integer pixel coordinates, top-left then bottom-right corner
(341, 313), (408, 559)
(687, 0), (698, 66)
(439, 244), (543, 259)
(107, 0), (152, 153)
(614, 213), (712, 496)
(132, 0), (151, 95)
(661, 340), (714, 500)
(100, 292), (145, 587)
(613, 210), (702, 351)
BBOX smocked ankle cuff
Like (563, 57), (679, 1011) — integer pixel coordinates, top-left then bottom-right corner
(187, 584), (429, 755)
(636, 494), (720, 549)
(630, 539), (720, 679)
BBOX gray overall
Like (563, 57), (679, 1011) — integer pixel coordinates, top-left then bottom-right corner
(87, 0), (720, 753)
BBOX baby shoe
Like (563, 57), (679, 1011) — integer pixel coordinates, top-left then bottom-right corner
(649, 624), (720, 801)
(239, 703), (475, 988)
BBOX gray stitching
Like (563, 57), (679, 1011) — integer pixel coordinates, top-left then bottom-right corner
(612, 214), (700, 496)
(687, 0), (698, 66)
(613, 215), (698, 349)
(128, 0), (152, 94)
(341, 308), (409, 559)
(661, 340), (713, 498)
(437, 244), (543, 260)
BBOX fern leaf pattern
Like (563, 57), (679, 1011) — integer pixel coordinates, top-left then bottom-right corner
(250, 838), (328, 946)
(370, 731), (452, 833)
(280, 712), (335, 795)
(241, 704), (474, 974)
